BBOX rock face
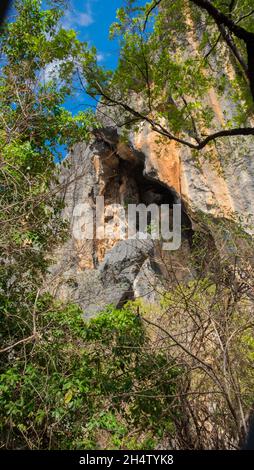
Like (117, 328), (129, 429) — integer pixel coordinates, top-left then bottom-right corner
(49, 120), (254, 316)
(131, 120), (254, 227)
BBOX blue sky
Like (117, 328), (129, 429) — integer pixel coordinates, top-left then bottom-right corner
(60, 0), (127, 114)
(57, 0), (144, 117)
(61, 0), (124, 71)
(57, 0), (146, 156)
(6, 0), (146, 157)
(7, 1), (146, 114)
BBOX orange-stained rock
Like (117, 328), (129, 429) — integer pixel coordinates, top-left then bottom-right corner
(130, 120), (254, 230)
(133, 126), (181, 195)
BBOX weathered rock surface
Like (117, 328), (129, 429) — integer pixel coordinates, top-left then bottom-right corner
(132, 122), (254, 227)
(49, 114), (254, 316)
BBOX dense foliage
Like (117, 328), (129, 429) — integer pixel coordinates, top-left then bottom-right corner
(0, 0), (95, 448)
(0, 302), (180, 449)
(0, 0), (180, 450)
(80, 0), (254, 153)
(1, 0), (254, 451)
(0, 0), (95, 357)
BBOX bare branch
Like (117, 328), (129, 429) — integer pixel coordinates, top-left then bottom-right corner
(190, 0), (254, 99)
(143, 0), (163, 32)
(92, 82), (254, 150)
(0, 335), (36, 354)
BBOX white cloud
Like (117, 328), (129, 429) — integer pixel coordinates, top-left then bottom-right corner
(42, 56), (85, 84)
(43, 60), (62, 82)
(78, 12), (94, 27)
(62, 2), (94, 29)
(96, 52), (112, 63)
(96, 53), (105, 62)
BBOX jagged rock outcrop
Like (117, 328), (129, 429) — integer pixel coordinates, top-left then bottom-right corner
(48, 119), (254, 316)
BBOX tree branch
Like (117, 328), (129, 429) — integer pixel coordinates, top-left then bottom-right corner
(190, 0), (254, 42)
(0, 335), (36, 354)
(236, 9), (254, 25)
(93, 81), (254, 150)
(203, 32), (221, 60)
(143, 0), (163, 31)
(190, 0), (254, 100)
(217, 24), (248, 77)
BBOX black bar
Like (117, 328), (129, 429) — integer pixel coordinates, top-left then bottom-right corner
(0, 450), (253, 467)
(0, 0), (12, 27)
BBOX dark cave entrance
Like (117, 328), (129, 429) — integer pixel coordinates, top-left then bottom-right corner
(118, 158), (193, 245)
(93, 128), (193, 245)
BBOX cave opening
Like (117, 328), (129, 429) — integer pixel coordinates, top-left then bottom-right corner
(118, 158), (193, 245)
(94, 128), (193, 245)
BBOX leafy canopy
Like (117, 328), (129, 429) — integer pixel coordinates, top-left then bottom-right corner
(0, 0), (97, 291)
(0, 301), (180, 449)
(0, 0), (96, 421)
(80, 0), (254, 152)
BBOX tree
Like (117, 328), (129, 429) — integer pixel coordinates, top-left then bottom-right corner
(0, 0), (11, 26)
(0, 0), (95, 378)
(127, 216), (254, 449)
(80, 0), (254, 152)
(0, 302), (181, 449)
(0, 2), (182, 450)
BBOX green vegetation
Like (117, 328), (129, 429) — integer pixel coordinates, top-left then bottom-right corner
(80, 0), (254, 154)
(1, 0), (254, 450)
(0, 1), (180, 449)
(0, 0), (96, 448)
(0, 0), (97, 315)
(0, 301), (180, 449)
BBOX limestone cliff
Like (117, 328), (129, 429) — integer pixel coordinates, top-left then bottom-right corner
(46, 0), (254, 317)
(48, 119), (254, 316)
